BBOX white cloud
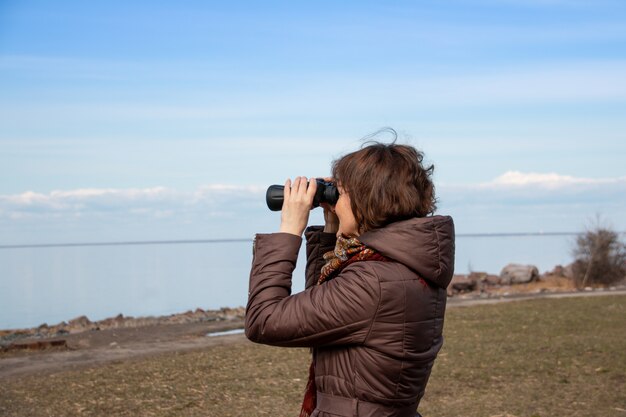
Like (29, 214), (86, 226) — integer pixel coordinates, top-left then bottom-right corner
(438, 171), (626, 211)
(3, 172), (624, 221)
(0, 184), (266, 218)
(195, 184), (265, 193)
(480, 171), (626, 189)
(1, 175), (623, 243)
(434, 171), (626, 234)
(2, 187), (174, 211)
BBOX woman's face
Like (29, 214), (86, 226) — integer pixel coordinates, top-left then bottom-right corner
(335, 185), (359, 237)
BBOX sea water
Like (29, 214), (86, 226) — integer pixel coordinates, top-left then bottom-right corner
(0, 235), (576, 329)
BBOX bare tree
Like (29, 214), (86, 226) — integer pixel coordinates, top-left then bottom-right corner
(571, 218), (626, 288)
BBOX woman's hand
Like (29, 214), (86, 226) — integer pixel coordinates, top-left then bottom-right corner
(320, 177), (339, 234)
(320, 203), (339, 234)
(279, 177), (317, 236)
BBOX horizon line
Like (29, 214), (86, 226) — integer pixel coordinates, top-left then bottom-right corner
(2, 231), (625, 249)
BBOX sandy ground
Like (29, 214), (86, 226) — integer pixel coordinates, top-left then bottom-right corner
(2, 289), (625, 381)
(0, 320), (246, 380)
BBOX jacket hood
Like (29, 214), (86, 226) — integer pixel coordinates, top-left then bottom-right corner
(359, 215), (455, 289)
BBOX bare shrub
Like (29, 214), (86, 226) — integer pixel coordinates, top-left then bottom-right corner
(571, 222), (626, 288)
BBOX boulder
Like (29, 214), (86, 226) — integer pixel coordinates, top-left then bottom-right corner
(98, 313), (126, 329)
(500, 264), (539, 285)
(68, 315), (91, 327)
(218, 307), (246, 320)
(49, 321), (68, 335)
(550, 265), (566, 277)
(36, 323), (50, 336)
(481, 274), (501, 286)
(468, 271), (501, 286)
(449, 274), (478, 294)
(67, 315), (98, 333)
(468, 271), (487, 281)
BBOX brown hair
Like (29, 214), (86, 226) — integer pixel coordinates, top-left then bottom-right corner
(331, 140), (436, 233)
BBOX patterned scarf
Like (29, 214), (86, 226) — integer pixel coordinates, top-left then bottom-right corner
(299, 236), (389, 417)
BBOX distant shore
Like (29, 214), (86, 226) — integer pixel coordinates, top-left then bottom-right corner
(3, 269), (625, 348)
(4, 267), (626, 343)
(0, 306), (245, 349)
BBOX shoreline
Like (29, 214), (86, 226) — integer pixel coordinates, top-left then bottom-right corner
(3, 273), (626, 346)
(0, 306), (245, 348)
(4, 259), (624, 340)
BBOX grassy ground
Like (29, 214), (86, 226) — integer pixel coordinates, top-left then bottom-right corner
(420, 295), (626, 417)
(1, 295), (624, 417)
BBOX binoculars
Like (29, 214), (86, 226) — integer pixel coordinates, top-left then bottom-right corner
(266, 179), (339, 211)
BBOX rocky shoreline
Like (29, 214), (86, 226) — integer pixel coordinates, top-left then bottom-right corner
(448, 263), (566, 296)
(0, 306), (245, 350)
(2, 262), (624, 351)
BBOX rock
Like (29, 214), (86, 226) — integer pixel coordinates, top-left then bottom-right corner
(449, 275), (478, 294)
(550, 265), (566, 276)
(481, 274), (501, 286)
(49, 321), (68, 335)
(500, 264), (539, 285)
(468, 271), (487, 281)
(219, 307), (245, 320)
(67, 315), (93, 332)
(36, 323), (50, 336)
(1, 306), (250, 343)
(99, 314), (126, 329)
(545, 264), (574, 280)
(468, 271), (501, 287)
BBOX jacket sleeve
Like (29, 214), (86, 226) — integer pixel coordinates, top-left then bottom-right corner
(304, 226), (337, 289)
(245, 232), (380, 348)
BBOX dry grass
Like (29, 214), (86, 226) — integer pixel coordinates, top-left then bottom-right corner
(1, 295), (625, 417)
(0, 343), (309, 417)
(487, 275), (577, 296)
(420, 294), (626, 417)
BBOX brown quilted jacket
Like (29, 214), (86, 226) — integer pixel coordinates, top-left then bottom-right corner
(245, 216), (455, 417)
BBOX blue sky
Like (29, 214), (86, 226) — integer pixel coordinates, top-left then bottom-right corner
(1, 0), (625, 244)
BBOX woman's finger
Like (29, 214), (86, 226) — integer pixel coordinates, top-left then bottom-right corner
(306, 177), (317, 200)
(284, 178), (291, 201)
(292, 176), (302, 196)
(295, 176), (307, 198)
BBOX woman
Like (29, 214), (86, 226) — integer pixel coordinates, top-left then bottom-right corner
(245, 140), (455, 417)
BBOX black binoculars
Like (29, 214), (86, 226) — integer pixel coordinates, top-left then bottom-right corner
(266, 179), (339, 211)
